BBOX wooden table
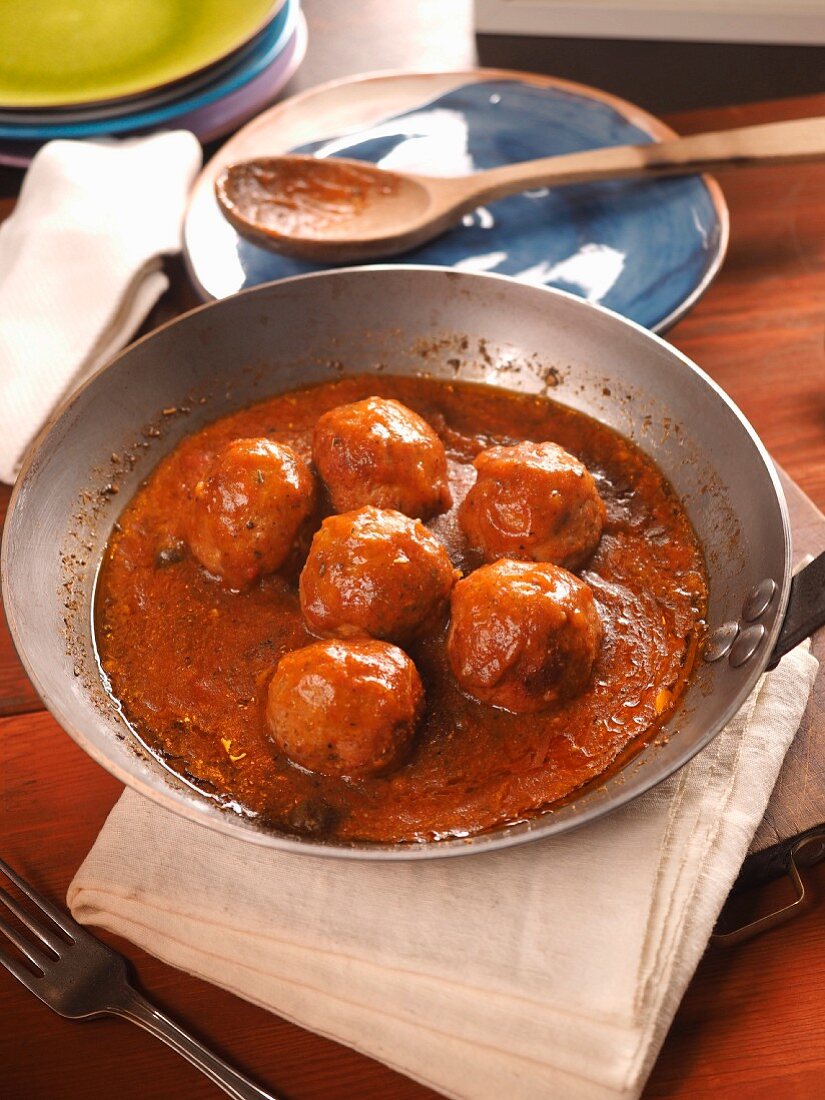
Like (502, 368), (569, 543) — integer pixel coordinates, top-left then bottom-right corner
(2, 7), (825, 1098)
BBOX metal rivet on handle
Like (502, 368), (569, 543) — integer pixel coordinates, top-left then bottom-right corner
(704, 621), (739, 662)
(729, 624), (766, 668)
(742, 578), (777, 622)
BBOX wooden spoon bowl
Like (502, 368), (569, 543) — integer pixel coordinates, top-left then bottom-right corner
(216, 155), (439, 261)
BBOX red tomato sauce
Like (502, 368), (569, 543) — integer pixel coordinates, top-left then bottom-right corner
(94, 375), (708, 843)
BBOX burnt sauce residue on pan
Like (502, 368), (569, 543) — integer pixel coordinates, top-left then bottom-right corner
(94, 375), (708, 843)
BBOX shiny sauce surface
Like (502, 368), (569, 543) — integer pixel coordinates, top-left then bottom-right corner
(221, 157), (399, 239)
(95, 376), (708, 843)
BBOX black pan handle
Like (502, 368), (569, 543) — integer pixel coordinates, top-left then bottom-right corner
(767, 550), (825, 669)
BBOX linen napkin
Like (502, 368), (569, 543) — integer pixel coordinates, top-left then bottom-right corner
(68, 642), (817, 1099)
(0, 131), (201, 484)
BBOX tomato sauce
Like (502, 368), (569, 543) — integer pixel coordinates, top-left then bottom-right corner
(94, 375), (708, 843)
(220, 157), (400, 240)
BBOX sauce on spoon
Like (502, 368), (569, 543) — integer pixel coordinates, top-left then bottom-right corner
(220, 156), (399, 236)
(215, 154), (435, 261)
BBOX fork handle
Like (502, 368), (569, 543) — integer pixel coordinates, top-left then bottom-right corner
(113, 987), (279, 1100)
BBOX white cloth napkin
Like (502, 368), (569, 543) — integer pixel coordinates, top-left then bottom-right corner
(68, 643), (817, 1099)
(0, 131), (202, 484)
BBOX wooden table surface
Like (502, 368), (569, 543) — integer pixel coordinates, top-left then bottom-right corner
(2, 6), (825, 1098)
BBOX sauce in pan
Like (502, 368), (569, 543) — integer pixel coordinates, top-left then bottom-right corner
(94, 375), (708, 843)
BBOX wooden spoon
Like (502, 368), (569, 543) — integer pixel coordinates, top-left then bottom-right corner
(215, 116), (825, 263)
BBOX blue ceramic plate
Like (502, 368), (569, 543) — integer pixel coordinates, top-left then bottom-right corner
(0, 0), (297, 140)
(184, 70), (728, 332)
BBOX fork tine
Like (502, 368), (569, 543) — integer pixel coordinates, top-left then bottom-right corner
(0, 913), (47, 972)
(0, 857), (77, 941)
(0, 885), (66, 954)
(0, 942), (42, 992)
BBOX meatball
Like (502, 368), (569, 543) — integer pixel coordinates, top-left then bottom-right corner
(312, 396), (451, 519)
(458, 440), (605, 569)
(188, 438), (316, 589)
(300, 506), (458, 642)
(447, 559), (602, 713)
(266, 639), (424, 778)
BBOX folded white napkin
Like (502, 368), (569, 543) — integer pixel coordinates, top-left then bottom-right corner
(0, 131), (202, 484)
(68, 643), (817, 1099)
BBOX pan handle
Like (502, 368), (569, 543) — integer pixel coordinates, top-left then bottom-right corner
(766, 550), (825, 669)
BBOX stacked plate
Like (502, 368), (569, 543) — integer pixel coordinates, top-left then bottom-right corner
(0, 0), (306, 167)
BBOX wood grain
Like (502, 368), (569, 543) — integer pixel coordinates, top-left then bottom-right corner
(665, 97), (825, 510)
(1, 30), (824, 1100)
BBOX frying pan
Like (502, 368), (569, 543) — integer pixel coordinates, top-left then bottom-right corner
(3, 267), (824, 859)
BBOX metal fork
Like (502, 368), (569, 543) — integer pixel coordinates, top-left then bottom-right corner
(0, 856), (278, 1099)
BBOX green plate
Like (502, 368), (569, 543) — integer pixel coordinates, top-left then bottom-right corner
(0, 0), (283, 108)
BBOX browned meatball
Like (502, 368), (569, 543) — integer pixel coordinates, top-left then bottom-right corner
(447, 559), (602, 713)
(266, 639), (424, 778)
(300, 506), (458, 642)
(313, 396), (451, 519)
(458, 440), (605, 569)
(188, 438), (316, 590)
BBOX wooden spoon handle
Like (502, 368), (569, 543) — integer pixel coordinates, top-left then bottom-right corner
(447, 117), (825, 207)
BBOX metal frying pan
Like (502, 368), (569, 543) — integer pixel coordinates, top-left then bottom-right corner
(3, 267), (823, 859)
